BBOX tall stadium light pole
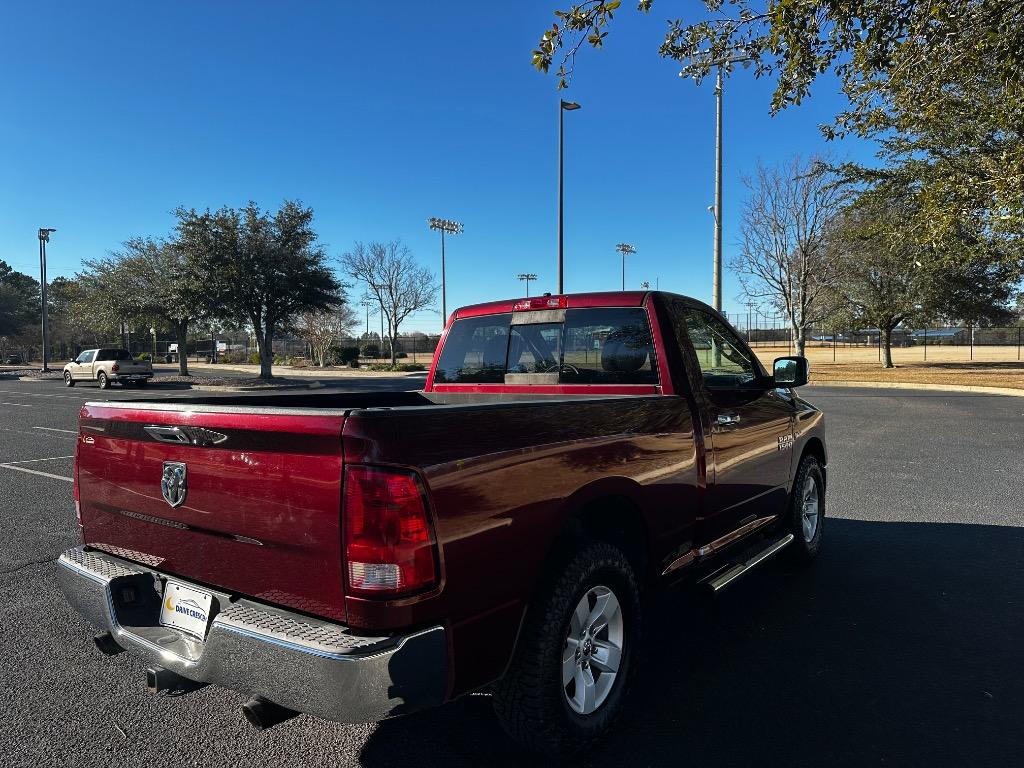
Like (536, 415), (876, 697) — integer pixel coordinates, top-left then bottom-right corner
(517, 273), (538, 297)
(615, 243), (636, 291)
(427, 217), (463, 324)
(558, 99), (581, 294)
(37, 228), (56, 372)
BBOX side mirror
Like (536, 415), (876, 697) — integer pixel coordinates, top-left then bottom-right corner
(773, 356), (809, 387)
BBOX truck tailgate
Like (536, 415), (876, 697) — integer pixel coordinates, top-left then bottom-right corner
(77, 402), (349, 622)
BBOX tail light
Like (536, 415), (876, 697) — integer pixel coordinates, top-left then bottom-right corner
(73, 433), (83, 541)
(343, 465), (439, 597)
(111, 363), (120, 372)
(513, 296), (567, 311)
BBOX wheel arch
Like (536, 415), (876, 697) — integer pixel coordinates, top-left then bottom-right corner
(540, 478), (653, 593)
(800, 436), (828, 487)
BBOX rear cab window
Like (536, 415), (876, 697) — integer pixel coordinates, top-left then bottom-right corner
(97, 349), (132, 361)
(432, 306), (658, 388)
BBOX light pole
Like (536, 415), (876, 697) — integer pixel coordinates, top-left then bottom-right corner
(615, 243), (636, 291)
(37, 228), (56, 371)
(558, 99), (581, 294)
(427, 217), (463, 324)
(701, 55), (752, 312)
(517, 273), (538, 297)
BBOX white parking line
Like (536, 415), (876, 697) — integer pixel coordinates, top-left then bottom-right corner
(1, 455), (74, 465)
(0, 402), (32, 407)
(0, 464), (73, 482)
(32, 427), (77, 434)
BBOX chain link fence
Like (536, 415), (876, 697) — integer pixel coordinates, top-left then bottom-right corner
(723, 311), (1024, 363)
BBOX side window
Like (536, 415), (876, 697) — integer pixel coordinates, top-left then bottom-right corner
(680, 308), (759, 388)
(433, 314), (511, 383)
(560, 308), (657, 385)
(80, 351), (96, 364)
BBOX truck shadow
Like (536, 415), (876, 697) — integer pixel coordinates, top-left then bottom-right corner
(360, 518), (1024, 767)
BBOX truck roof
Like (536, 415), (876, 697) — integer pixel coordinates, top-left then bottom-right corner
(454, 290), (651, 319)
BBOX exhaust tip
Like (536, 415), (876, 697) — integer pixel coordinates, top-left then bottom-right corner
(241, 697), (299, 731)
(93, 632), (124, 656)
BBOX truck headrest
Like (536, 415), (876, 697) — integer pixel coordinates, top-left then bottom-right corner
(601, 332), (651, 373)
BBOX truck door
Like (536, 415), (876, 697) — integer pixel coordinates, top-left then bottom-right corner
(673, 305), (796, 547)
(72, 350), (95, 380)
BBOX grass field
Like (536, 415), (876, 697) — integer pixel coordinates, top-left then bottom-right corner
(753, 344), (1024, 389)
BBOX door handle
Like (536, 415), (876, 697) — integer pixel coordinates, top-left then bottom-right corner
(715, 413), (741, 426)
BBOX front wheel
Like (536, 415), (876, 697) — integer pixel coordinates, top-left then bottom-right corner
(786, 455), (825, 562)
(64, 371), (75, 387)
(493, 540), (640, 755)
(97, 371), (109, 390)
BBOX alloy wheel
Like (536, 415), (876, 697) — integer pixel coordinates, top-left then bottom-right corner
(562, 585), (624, 715)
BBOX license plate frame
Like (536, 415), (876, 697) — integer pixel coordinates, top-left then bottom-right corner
(159, 580), (213, 639)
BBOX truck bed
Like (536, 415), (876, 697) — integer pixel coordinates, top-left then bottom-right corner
(76, 389), (699, 636)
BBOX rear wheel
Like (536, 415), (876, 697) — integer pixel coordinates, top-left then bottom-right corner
(64, 371), (75, 387)
(493, 540), (640, 756)
(136, 379), (148, 388)
(97, 371), (109, 390)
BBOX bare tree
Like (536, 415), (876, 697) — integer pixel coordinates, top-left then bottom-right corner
(295, 303), (358, 367)
(340, 241), (436, 366)
(733, 156), (847, 356)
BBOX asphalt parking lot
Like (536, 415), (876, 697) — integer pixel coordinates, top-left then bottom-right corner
(1, 376), (1022, 767)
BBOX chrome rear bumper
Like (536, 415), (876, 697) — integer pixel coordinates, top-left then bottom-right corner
(56, 546), (448, 723)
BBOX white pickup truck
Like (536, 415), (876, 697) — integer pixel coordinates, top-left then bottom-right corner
(63, 348), (153, 389)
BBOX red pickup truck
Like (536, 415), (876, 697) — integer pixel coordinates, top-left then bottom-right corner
(58, 291), (826, 755)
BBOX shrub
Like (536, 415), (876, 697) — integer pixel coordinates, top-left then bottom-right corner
(395, 351), (408, 359)
(360, 343), (379, 359)
(248, 352), (261, 365)
(135, 352), (152, 362)
(348, 360), (360, 369)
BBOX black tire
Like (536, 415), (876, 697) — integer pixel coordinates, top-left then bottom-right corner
(97, 371), (109, 390)
(493, 540), (641, 756)
(64, 371), (75, 387)
(136, 379), (148, 388)
(786, 455), (825, 563)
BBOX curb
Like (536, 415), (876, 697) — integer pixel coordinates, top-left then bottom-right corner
(808, 380), (1024, 397)
(189, 381), (326, 392)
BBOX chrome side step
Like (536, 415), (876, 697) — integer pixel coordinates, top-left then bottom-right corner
(701, 534), (795, 592)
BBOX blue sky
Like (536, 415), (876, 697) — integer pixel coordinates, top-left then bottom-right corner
(0, 1), (875, 333)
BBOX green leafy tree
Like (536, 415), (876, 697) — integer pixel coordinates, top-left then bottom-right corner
(834, 184), (1017, 367)
(533, 1), (1024, 244)
(177, 201), (341, 379)
(117, 236), (221, 376)
(0, 260), (38, 338)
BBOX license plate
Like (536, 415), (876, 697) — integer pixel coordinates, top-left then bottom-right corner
(159, 581), (213, 638)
